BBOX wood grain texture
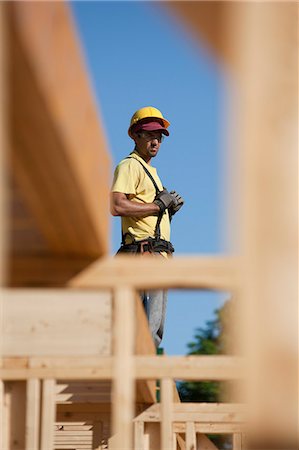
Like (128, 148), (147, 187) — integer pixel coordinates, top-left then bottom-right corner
(0, 355), (244, 381)
(70, 256), (239, 290)
(2, 289), (111, 356)
(25, 378), (40, 450)
(161, 378), (173, 450)
(0, 2), (8, 286)
(9, 1), (111, 258)
(40, 379), (56, 450)
(111, 287), (135, 450)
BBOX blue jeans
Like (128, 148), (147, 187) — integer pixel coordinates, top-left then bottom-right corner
(142, 289), (168, 348)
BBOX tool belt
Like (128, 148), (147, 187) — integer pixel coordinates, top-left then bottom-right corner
(116, 237), (174, 255)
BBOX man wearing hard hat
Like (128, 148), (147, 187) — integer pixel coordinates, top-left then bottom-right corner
(111, 106), (184, 348)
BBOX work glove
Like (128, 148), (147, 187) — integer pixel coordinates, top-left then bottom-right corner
(168, 190), (184, 217)
(154, 189), (175, 213)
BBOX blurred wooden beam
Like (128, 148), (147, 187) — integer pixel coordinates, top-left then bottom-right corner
(162, 1), (233, 66)
(0, 355), (244, 381)
(224, 3), (298, 448)
(9, 254), (93, 287)
(70, 255), (239, 290)
(0, 2), (8, 285)
(8, 1), (111, 258)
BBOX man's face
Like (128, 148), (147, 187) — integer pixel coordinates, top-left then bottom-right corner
(134, 131), (164, 162)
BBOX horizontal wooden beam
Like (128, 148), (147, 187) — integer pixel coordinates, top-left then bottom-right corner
(0, 355), (245, 381)
(9, 254), (94, 287)
(173, 422), (245, 434)
(70, 255), (239, 290)
(134, 402), (246, 423)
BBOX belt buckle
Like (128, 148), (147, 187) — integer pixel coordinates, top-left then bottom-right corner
(140, 241), (150, 254)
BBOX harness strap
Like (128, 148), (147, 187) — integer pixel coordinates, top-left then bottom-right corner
(122, 156), (165, 243)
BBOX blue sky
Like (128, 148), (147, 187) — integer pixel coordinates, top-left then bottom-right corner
(71, 1), (231, 355)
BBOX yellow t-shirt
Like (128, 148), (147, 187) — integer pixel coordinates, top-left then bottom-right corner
(111, 151), (171, 244)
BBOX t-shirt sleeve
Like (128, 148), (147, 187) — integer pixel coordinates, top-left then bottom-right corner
(111, 159), (140, 195)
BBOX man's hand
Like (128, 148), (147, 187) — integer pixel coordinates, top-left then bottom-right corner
(169, 190), (184, 217)
(154, 189), (175, 213)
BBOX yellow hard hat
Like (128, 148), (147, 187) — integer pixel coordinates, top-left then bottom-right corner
(128, 106), (170, 138)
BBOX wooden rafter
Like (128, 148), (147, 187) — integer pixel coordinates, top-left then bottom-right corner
(8, 1), (111, 258)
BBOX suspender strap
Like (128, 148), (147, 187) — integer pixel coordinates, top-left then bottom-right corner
(123, 156), (164, 241)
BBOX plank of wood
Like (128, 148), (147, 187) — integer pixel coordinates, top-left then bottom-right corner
(134, 421), (144, 450)
(0, 380), (4, 450)
(0, 355), (244, 380)
(174, 423), (245, 434)
(176, 433), (186, 450)
(161, 378), (173, 450)
(25, 378), (40, 450)
(224, 1), (298, 447)
(111, 287), (135, 450)
(70, 256), (239, 290)
(9, 254), (94, 287)
(2, 289), (111, 356)
(186, 422), (196, 450)
(0, 1), (8, 286)
(9, 1), (111, 257)
(233, 433), (242, 450)
(4, 381), (26, 449)
(133, 355), (244, 380)
(135, 292), (156, 404)
(134, 402), (246, 423)
(40, 379), (56, 450)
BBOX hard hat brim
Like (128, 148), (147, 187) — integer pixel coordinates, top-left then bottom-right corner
(128, 117), (170, 138)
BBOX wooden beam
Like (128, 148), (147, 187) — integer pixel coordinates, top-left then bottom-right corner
(40, 379), (56, 450)
(9, 254), (94, 287)
(133, 355), (244, 380)
(186, 421), (196, 450)
(70, 256), (239, 290)
(174, 423), (244, 434)
(4, 381), (26, 449)
(0, 1), (8, 285)
(0, 380), (4, 450)
(0, 355), (244, 380)
(25, 378), (40, 450)
(134, 421), (145, 450)
(161, 378), (173, 450)
(135, 292), (156, 404)
(233, 433), (242, 450)
(2, 289), (112, 357)
(8, 1), (111, 257)
(134, 402), (246, 423)
(163, 2), (232, 66)
(225, 2), (298, 447)
(111, 287), (135, 450)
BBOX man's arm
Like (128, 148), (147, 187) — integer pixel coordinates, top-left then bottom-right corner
(110, 192), (160, 217)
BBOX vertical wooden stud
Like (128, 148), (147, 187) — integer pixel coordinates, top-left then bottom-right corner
(0, 0), (8, 286)
(40, 379), (55, 450)
(0, 380), (4, 450)
(161, 378), (173, 450)
(172, 432), (177, 450)
(233, 433), (242, 450)
(26, 378), (41, 450)
(134, 421), (144, 450)
(186, 421), (196, 450)
(111, 286), (135, 450)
